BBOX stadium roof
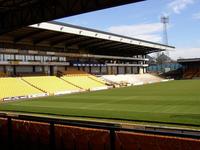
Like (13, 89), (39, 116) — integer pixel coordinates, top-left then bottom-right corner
(178, 58), (200, 63)
(0, 0), (144, 34)
(0, 21), (175, 56)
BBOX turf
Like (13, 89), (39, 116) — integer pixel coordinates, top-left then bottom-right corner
(1, 80), (200, 126)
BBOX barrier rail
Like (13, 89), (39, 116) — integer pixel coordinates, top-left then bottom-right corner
(0, 112), (200, 150)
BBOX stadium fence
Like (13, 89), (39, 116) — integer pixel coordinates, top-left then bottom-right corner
(0, 113), (200, 150)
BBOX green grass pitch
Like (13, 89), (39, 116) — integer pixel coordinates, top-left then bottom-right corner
(1, 80), (200, 126)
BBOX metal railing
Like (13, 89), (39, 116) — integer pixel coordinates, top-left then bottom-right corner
(0, 112), (200, 150)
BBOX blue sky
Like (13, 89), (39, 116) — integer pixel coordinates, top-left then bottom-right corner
(57, 0), (200, 60)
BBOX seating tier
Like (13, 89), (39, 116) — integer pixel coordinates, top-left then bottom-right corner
(22, 76), (80, 94)
(0, 78), (43, 100)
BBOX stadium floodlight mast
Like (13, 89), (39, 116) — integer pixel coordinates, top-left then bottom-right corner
(161, 16), (169, 56)
(156, 16), (169, 59)
(161, 16), (169, 45)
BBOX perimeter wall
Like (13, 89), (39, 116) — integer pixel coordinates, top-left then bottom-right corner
(0, 115), (200, 150)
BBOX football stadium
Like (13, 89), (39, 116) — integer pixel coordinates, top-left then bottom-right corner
(0, 0), (200, 150)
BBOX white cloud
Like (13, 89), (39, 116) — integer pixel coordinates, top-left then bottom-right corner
(168, 0), (194, 14)
(169, 47), (200, 60)
(107, 23), (163, 42)
(193, 12), (200, 20)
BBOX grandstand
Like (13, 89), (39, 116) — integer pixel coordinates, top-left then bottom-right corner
(0, 21), (174, 101)
(178, 58), (200, 79)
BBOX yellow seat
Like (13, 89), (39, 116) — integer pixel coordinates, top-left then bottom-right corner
(62, 75), (106, 90)
(88, 75), (106, 84)
(23, 76), (80, 94)
(0, 78), (43, 100)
